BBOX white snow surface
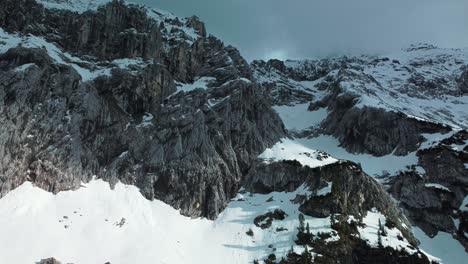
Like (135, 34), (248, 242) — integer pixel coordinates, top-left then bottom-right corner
(295, 135), (419, 177)
(284, 46), (468, 129)
(356, 209), (421, 255)
(258, 138), (337, 168)
(413, 227), (468, 264)
(13, 63), (36, 72)
(176, 77), (216, 93)
(460, 196), (468, 212)
(136, 113), (154, 128)
(424, 183), (452, 192)
(0, 180), (339, 264)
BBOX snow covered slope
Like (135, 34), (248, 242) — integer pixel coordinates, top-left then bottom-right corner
(1, 178), (448, 264)
(0, 180), (332, 263)
(255, 44), (468, 129)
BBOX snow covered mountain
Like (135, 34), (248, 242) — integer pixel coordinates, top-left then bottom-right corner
(0, 0), (466, 263)
(253, 45), (468, 129)
(252, 46), (468, 262)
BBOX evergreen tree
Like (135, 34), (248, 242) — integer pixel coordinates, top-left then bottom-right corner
(306, 222), (312, 244)
(302, 245), (311, 264)
(379, 219), (387, 237)
(298, 213), (305, 233)
(377, 219), (383, 248)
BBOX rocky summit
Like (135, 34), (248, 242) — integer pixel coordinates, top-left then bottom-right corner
(0, 0), (466, 264)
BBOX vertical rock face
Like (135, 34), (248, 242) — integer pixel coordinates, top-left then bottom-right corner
(459, 68), (468, 94)
(389, 130), (468, 249)
(318, 92), (451, 156)
(36, 258), (62, 264)
(0, 0), (287, 219)
(244, 160), (436, 263)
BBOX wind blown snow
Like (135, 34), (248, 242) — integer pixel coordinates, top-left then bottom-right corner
(258, 138), (337, 168)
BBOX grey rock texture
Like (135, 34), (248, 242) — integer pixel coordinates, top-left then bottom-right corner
(250, 60), (316, 105)
(0, 0), (287, 219)
(316, 87), (451, 156)
(246, 159), (430, 262)
(245, 160), (417, 245)
(36, 258), (62, 264)
(459, 68), (468, 94)
(389, 130), (468, 250)
(253, 209), (287, 229)
(243, 159), (325, 194)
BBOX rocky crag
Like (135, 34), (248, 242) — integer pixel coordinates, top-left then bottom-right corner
(0, 0), (286, 219)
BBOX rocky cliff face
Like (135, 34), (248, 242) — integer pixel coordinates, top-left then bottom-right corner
(0, 0), (286, 219)
(244, 159), (436, 263)
(389, 130), (468, 249)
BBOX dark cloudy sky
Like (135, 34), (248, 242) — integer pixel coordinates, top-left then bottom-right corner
(134, 0), (468, 61)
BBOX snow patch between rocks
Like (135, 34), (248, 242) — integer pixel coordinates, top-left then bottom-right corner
(176, 77), (216, 93)
(424, 183), (451, 192)
(258, 138), (337, 168)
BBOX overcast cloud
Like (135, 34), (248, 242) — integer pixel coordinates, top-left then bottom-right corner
(134, 0), (468, 61)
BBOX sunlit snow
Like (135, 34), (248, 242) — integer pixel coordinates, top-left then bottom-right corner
(0, 180), (338, 264)
(258, 138), (337, 168)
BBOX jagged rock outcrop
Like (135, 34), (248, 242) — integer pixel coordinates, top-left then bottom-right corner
(389, 172), (458, 234)
(246, 159), (433, 263)
(276, 240), (436, 264)
(458, 68), (468, 94)
(245, 160), (417, 242)
(0, 0), (287, 219)
(316, 88), (451, 156)
(243, 159), (324, 194)
(253, 209), (287, 229)
(36, 258), (62, 264)
(389, 130), (468, 250)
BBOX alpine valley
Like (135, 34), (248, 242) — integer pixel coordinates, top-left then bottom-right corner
(0, 1), (467, 263)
